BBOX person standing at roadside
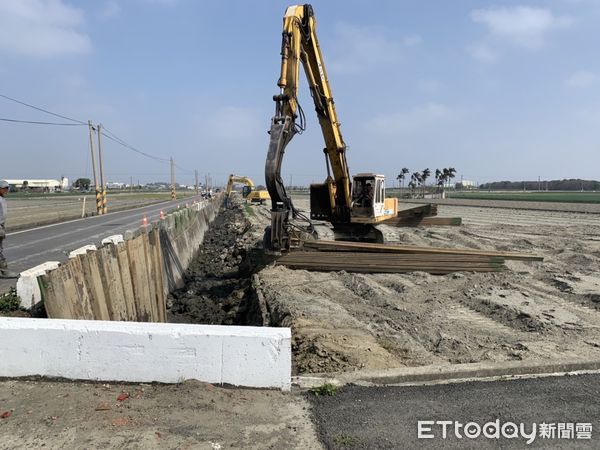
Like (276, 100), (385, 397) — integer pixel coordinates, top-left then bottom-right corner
(0, 180), (18, 278)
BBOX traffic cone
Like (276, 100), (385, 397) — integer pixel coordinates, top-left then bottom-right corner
(159, 210), (165, 220)
(142, 215), (148, 226)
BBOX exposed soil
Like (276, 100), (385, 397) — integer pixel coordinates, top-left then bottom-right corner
(0, 379), (321, 449)
(164, 193), (600, 377)
(167, 202), (271, 326)
(249, 196), (600, 375)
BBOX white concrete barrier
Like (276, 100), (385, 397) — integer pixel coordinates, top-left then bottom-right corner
(16, 262), (61, 309)
(0, 318), (291, 390)
(101, 234), (124, 245)
(68, 244), (97, 258)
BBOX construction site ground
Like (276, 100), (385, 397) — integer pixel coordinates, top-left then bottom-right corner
(2, 196), (600, 448)
(0, 379), (320, 449)
(247, 195), (600, 374)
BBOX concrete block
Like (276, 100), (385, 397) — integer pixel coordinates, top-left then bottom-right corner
(101, 234), (124, 245)
(68, 245), (97, 258)
(16, 262), (61, 309)
(0, 318), (291, 390)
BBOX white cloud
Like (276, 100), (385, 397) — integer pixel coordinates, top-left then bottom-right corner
(329, 23), (421, 73)
(470, 6), (573, 50)
(467, 43), (498, 64)
(366, 103), (462, 135)
(565, 70), (597, 88)
(0, 0), (91, 58)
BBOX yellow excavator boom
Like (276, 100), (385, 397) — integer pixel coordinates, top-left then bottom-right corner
(264, 4), (396, 252)
(225, 174), (270, 205)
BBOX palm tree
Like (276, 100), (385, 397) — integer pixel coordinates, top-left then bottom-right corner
(396, 168), (409, 190)
(439, 167), (457, 197)
(447, 167), (456, 181)
(421, 168), (431, 197)
(435, 169), (443, 195)
(396, 173), (405, 189)
(410, 172), (423, 198)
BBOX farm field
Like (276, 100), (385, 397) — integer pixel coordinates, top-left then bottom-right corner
(447, 191), (600, 203)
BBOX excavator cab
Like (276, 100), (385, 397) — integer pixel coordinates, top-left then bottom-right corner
(351, 174), (390, 219)
(242, 185), (254, 198)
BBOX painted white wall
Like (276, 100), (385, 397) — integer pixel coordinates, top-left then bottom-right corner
(0, 318), (291, 390)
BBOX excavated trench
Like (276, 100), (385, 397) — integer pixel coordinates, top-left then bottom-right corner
(167, 203), (272, 326)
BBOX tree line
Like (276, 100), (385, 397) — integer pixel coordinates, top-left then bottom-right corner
(396, 167), (457, 191)
(479, 179), (600, 191)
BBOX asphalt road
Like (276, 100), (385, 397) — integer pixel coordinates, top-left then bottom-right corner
(310, 374), (600, 449)
(0, 195), (205, 294)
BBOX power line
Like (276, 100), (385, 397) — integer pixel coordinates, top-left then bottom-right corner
(0, 93), (87, 124)
(174, 162), (194, 174)
(0, 117), (87, 126)
(0, 92), (193, 171)
(100, 126), (170, 163)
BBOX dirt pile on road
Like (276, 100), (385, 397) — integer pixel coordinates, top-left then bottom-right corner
(167, 203), (268, 326)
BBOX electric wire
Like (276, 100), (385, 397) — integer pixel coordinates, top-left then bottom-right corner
(0, 117), (86, 126)
(1, 93), (195, 174)
(100, 126), (170, 163)
(0, 93), (87, 124)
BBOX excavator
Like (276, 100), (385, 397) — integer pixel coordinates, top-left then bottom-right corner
(225, 174), (270, 206)
(264, 4), (398, 252)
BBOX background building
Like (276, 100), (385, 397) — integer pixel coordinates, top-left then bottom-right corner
(4, 177), (69, 192)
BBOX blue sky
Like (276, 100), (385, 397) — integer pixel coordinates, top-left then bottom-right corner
(1, 0), (599, 187)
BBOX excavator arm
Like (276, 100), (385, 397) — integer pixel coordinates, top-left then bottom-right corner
(265, 4), (352, 251)
(226, 175), (255, 197)
(225, 174), (256, 207)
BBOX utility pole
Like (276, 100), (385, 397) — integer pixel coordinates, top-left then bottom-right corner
(88, 120), (102, 215)
(130, 176), (133, 194)
(170, 157), (176, 200)
(97, 124), (107, 214)
(538, 176), (541, 192)
(195, 170), (199, 195)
